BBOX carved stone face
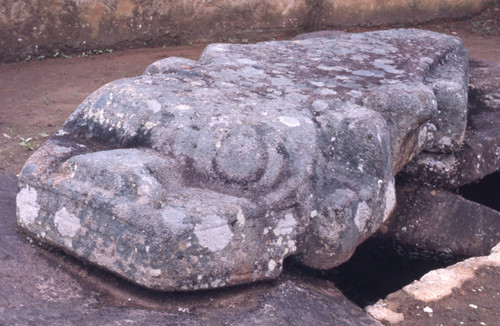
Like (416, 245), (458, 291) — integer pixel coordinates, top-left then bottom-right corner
(17, 29), (468, 291)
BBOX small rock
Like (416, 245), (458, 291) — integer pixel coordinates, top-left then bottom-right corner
(423, 306), (433, 313)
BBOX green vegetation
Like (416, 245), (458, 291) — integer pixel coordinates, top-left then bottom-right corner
(18, 137), (35, 151)
(41, 94), (51, 106)
(80, 49), (113, 58)
(53, 51), (72, 58)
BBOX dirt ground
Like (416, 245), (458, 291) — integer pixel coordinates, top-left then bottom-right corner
(1, 4), (499, 325)
(0, 45), (207, 174)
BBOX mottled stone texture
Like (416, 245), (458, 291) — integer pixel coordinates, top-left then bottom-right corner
(400, 59), (500, 188)
(17, 29), (469, 291)
(0, 175), (378, 326)
(379, 58), (500, 259)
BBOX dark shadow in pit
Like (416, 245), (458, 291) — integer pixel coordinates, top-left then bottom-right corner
(284, 237), (467, 308)
(459, 171), (500, 212)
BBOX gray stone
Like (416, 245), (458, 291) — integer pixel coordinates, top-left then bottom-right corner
(378, 187), (500, 257)
(400, 58), (500, 188)
(0, 173), (381, 326)
(17, 29), (469, 290)
(469, 58), (500, 113)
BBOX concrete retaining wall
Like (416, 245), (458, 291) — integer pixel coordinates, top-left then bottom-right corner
(0, 0), (496, 63)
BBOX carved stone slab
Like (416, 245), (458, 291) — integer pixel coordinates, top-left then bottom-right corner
(17, 29), (468, 290)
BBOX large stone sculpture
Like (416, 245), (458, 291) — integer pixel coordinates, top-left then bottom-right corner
(16, 29), (468, 291)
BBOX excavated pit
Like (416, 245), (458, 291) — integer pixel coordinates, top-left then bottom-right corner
(286, 171), (499, 308)
(459, 171), (500, 212)
(284, 237), (467, 307)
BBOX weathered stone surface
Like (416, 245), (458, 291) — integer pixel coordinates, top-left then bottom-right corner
(17, 29), (469, 290)
(400, 58), (500, 188)
(0, 174), (381, 326)
(378, 186), (500, 257)
(469, 59), (500, 112)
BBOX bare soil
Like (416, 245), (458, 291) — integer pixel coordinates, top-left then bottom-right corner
(1, 4), (499, 325)
(0, 45), (206, 174)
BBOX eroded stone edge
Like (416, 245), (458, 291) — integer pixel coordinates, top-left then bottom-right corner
(365, 242), (500, 324)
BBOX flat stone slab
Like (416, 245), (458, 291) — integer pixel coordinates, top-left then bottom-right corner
(379, 186), (500, 257)
(17, 29), (469, 290)
(365, 242), (500, 325)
